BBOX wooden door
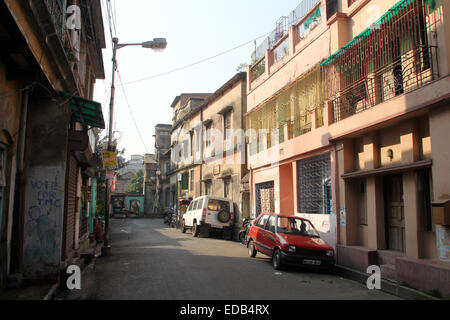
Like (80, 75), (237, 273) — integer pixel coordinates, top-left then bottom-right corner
(385, 175), (405, 252)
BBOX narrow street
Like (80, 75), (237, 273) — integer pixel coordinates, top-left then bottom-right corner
(74, 218), (399, 300)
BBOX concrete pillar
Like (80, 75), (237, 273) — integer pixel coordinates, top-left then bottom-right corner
(400, 120), (420, 164)
(289, 25), (297, 56)
(363, 133), (379, 170)
(337, 140), (358, 245)
(22, 98), (69, 280)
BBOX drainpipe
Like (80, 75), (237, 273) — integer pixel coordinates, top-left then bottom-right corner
(10, 88), (30, 276)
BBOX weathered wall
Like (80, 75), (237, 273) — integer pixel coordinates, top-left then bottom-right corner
(22, 98), (69, 279)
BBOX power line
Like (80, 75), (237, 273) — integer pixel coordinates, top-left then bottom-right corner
(116, 68), (150, 153)
(118, 30), (272, 87)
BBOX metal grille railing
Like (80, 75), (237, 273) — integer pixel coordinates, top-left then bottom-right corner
(273, 36), (290, 64)
(250, 58), (266, 82)
(331, 45), (438, 122)
(252, 0), (321, 62)
(297, 153), (331, 214)
(45, 0), (66, 43)
(325, 0), (442, 122)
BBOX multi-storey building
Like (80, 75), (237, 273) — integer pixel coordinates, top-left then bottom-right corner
(246, 0), (450, 296)
(153, 124), (172, 214)
(199, 72), (249, 230)
(143, 153), (157, 215)
(169, 94), (211, 203)
(0, 0), (106, 289)
(169, 73), (248, 238)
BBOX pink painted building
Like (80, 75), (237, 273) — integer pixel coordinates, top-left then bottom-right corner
(246, 0), (450, 297)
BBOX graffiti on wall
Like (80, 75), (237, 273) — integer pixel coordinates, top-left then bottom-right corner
(436, 225), (450, 262)
(23, 168), (63, 269)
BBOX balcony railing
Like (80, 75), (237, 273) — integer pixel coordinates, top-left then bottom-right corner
(45, 0), (66, 43)
(251, 0), (321, 62)
(331, 45), (438, 122)
(324, 0), (442, 122)
(273, 36), (290, 64)
(250, 58), (266, 82)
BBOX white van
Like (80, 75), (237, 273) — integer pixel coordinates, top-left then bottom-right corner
(181, 196), (235, 239)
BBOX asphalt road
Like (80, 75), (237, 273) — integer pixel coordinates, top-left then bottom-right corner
(73, 218), (399, 300)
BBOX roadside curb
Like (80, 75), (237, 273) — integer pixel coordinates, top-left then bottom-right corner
(334, 265), (440, 300)
(43, 282), (60, 301)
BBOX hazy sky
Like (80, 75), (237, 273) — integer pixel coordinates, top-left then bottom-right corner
(94, 0), (303, 159)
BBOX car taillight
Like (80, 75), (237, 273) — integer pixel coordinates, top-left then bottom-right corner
(202, 208), (207, 221)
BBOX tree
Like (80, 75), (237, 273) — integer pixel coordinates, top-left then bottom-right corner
(125, 169), (144, 194)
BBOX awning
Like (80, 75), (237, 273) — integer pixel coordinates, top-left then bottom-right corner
(321, 0), (414, 66)
(63, 92), (106, 129)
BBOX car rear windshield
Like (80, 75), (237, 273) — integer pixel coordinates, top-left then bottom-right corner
(207, 199), (230, 212)
(277, 217), (320, 238)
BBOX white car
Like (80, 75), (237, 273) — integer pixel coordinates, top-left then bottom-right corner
(181, 196), (235, 239)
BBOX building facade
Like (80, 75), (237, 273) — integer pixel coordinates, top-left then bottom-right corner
(169, 73), (248, 238)
(246, 0), (450, 297)
(0, 0), (106, 289)
(154, 124), (172, 215)
(169, 94), (211, 204)
(143, 153), (157, 216)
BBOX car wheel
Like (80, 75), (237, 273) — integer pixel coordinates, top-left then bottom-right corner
(248, 240), (257, 258)
(273, 249), (283, 270)
(217, 210), (231, 223)
(181, 220), (186, 234)
(192, 222), (199, 237)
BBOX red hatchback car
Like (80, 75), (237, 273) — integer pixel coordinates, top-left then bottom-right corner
(247, 213), (335, 271)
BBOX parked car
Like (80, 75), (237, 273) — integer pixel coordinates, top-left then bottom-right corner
(181, 196), (234, 239)
(247, 213), (335, 271)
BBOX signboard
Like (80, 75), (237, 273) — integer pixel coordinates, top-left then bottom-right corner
(437, 225), (450, 262)
(103, 150), (117, 169)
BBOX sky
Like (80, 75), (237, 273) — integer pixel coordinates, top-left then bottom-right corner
(94, 0), (304, 160)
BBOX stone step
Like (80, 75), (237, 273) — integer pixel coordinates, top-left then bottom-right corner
(380, 264), (397, 282)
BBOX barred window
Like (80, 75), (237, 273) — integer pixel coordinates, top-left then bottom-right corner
(297, 153), (332, 214)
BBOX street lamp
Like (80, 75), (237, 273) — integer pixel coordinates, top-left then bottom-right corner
(103, 37), (167, 256)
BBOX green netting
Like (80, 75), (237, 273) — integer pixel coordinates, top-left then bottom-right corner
(321, 0), (415, 66)
(63, 92), (106, 129)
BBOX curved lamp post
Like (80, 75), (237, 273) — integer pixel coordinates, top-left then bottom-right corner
(103, 37), (167, 256)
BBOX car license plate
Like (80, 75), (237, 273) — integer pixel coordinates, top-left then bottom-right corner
(303, 259), (321, 266)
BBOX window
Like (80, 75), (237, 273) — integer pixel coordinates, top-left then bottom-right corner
(188, 200), (195, 212)
(223, 111), (232, 141)
(190, 131), (194, 157)
(265, 215), (276, 233)
(205, 123), (212, 148)
(298, 153), (331, 214)
(205, 181), (212, 195)
(181, 172), (189, 190)
(224, 179), (231, 198)
(256, 214), (269, 228)
(195, 198), (204, 210)
(418, 169), (432, 232)
(277, 217), (320, 238)
(190, 170), (194, 192)
(207, 199), (230, 212)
